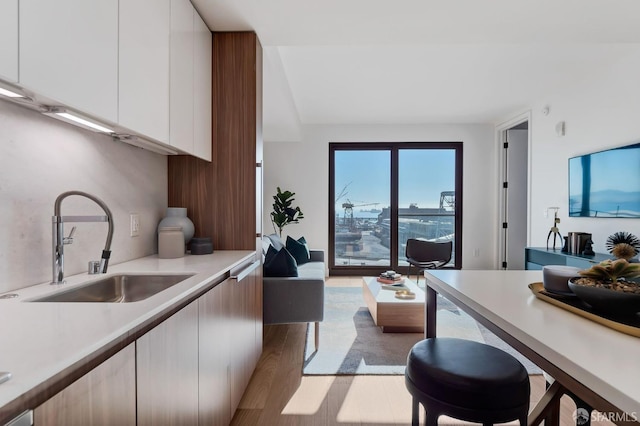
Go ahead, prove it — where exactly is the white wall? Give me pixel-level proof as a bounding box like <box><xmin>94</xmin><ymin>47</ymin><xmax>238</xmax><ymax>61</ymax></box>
<box><xmin>264</xmin><ymin>123</ymin><xmax>497</xmax><ymax>270</ymax></box>
<box><xmin>0</xmin><ymin>100</ymin><xmax>167</xmax><ymax>293</ymax></box>
<box><xmin>528</xmin><ymin>47</ymin><xmax>640</xmax><ymax>255</ymax></box>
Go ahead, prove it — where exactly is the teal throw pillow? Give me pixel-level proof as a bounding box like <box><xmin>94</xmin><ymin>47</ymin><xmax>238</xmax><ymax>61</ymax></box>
<box><xmin>286</xmin><ymin>236</ymin><xmax>310</xmax><ymax>265</ymax></box>
<box><xmin>263</xmin><ymin>245</ymin><xmax>298</xmax><ymax>277</ymax></box>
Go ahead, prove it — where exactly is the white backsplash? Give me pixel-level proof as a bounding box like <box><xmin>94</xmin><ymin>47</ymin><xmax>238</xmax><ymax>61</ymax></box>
<box><xmin>0</xmin><ymin>100</ymin><xmax>167</xmax><ymax>293</ymax></box>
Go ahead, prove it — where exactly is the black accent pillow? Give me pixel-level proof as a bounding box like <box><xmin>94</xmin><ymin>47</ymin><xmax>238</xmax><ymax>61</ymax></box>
<box><xmin>263</xmin><ymin>245</ymin><xmax>298</xmax><ymax>277</ymax></box>
<box><xmin>286</xmin><ymin>236</ymin><xmax>310</xmax><ymax>265</ymax></box>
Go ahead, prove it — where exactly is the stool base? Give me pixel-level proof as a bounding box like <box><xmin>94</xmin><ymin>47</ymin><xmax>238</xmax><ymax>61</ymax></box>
<box><xmin>406</xmin><ymin>375</ymin><xmax>529</xmax><ymax>426</ymax></box>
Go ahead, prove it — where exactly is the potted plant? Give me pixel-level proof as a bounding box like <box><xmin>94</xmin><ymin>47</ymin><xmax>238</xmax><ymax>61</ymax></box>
<box><xmin>270</xmin><ymin>187</ymin><xmax>304</xmax><ymax>237</ymax></box>
<box><xmin>568</xmin><ymin>259</ymin><xmax>640</xmax><ymax>315</ymax></box>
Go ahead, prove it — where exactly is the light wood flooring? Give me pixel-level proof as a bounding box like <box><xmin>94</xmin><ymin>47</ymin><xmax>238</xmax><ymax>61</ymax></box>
<box><xmin>231</xmin><ymin>277</ymin><xmax>613</xmax><ymax>426</ymax></box>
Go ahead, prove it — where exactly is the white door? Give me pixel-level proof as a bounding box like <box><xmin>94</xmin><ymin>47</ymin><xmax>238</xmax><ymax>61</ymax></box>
<box><xmin>503</xmin><ymin>128</ymin><xmax>528</xmax><ymax>269</ymax></box>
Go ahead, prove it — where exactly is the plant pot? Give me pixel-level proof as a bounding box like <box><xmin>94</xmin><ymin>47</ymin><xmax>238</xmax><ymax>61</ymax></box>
<box><xmin>568</xmin><ymin>277</ymin><xmax>640</xmax><ymax>316</ymax></box>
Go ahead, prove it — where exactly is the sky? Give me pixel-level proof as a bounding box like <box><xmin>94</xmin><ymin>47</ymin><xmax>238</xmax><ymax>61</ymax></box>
<box><xmin>334</xmin><ymin>149</ymin><xmax>456</xmax><ymax>210</ymax></box>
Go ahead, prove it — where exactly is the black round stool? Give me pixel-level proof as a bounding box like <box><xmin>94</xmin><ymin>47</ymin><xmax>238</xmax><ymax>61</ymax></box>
<box><xmin>405</xmin><ymin>338</ymin><xmax>530</xmax><ymax>426</ymax></box>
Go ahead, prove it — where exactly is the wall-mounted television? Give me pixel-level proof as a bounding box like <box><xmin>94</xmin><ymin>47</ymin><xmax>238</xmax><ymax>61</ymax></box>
<box><xmin>569</xmin><ymin>142</ymin><xmax>640</xmax><ymax>218</ymax></box>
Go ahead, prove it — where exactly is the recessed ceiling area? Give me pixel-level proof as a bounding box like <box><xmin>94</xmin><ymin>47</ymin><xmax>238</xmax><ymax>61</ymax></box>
<box><xmin>192</xmin><ymin>0</ymin><xmax>640</xmax><ymax>141</ymax></box>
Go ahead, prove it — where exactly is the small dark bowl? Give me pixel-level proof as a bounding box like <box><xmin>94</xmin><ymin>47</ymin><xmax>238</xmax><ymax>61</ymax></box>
<box><xmin>568</xmin><ymin>277</ymin><xmax>640</xmax><ymax>316</ymax></box>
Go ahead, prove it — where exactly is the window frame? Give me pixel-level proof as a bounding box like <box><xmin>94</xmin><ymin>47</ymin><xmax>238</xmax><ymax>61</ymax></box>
<box><xmin>328</xmin><ymin>141</ymin><xmax>463</xmax><ymax>276</ymax></box>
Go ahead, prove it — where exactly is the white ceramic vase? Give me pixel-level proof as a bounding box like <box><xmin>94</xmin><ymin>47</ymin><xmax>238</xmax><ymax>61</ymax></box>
<box><xmin>158</xmin><ymin>207</ymin><xmax>195</xmax><ymax>244</ymax></box>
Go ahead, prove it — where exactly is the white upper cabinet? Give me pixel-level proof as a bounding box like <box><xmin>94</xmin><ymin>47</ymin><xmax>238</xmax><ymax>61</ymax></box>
<box><xmin>170</xmin><ymin>0</ymin><xmax>195</xmax><ymax>154</ymax></box>
<box><xmin>5</xmin><ymin>0</ymin><xmax>209</xmax><ymax>157</ymax></box>
<box><xmin>169</xmin><ymin>1</ymin><xmax>212</xmax><ymax>161</ymax></box>
<box><xmin>19</xmin><ymin>0</ymin><xmax>118</xmax><ymax>121</ymax></box>
<box><xmin>119</xmin><ymin>0</ymin><xmax>171</xmax><ymax>143</ymax></box>
<box><xmin>193</xmin><ymin>10</ymin><xmax>212</xmax><ymax>161</ymax></box>
<box><xmin>0</xmin><ymin>0</ymin><xmax>18</xmax><ymax>82</ymax></box>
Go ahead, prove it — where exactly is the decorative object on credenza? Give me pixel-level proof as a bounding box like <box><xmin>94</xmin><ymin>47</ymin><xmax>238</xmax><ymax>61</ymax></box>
<box><xmin>568</xmin><ymin>259</ymin><xmax>640</xmax><ymax>315</ymax></box>
<box><xmin>606</xmin><ymin>231</ymin><xmax>640</xmax><ymax>261</ymax></box>
<box><xmin>582</xmin><ymin>239</ymin><xmax>595</xmax><ymax>256</ymax></box>
<box><xmin>567</xmin><ymin>231</ymin><xmax>591</xmax><ymax>255</ymax></box>
<box><xmin>158</xmin><ymin>207</ymin><xmax>195</xmax><ymax>244</ymax></box>
<box><xmin>270</xmin><ymin>187</ymin><xmax>305</xmax><ymax>237</ymax></box>
<box><xmin>561</xmin><ymin>236</ymin><xmax>569</xmax><ymax>253</ymax></box>
<box><xmin>546</xmin><ymin>207</ymin><xmax>562</xmax><ymax>249</ymax></box>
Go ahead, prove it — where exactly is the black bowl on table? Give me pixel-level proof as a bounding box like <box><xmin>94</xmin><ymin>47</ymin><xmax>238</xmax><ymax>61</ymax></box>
<box><xmin>568</xmin><ymin>277</ymin><xmax>640</xmax><ymax>316</ymax></box>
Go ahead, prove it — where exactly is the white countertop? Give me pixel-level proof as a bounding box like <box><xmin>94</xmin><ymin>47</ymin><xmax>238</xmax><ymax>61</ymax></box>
<box><xmin>425</xmin><ymin>270</ymin><xmax>640</xmax><ymax>415</ymax></box>
<box><xmin>0</xmin><ymin>251</ymin><xmax>254</xmax><ymax>419</ymax></box>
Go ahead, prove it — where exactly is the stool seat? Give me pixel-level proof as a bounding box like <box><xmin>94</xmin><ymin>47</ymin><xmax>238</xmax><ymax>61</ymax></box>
<box><xmin>405</xmin><ymin>338</ymin><xmax>530</xmax><ymax>425</ymax></box>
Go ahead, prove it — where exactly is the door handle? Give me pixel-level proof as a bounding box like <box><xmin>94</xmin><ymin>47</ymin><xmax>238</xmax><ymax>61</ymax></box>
<box><xmin>231</xmin><ymin>259</ymin><xmax>260</xmax><ymax>282</ymax></box>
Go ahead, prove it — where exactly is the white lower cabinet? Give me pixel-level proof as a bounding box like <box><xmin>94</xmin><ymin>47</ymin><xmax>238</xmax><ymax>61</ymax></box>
<box><xmin>34</xmin><ymin>344</ymin><xmax>136</xmax><ymax>425</ymax></box>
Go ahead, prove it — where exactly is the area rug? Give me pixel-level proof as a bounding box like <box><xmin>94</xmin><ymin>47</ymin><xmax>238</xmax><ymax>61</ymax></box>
<box><xmin>303</xmin><ymin>286</ymin><xmax>542</xmax><ymax>375</ymax></box>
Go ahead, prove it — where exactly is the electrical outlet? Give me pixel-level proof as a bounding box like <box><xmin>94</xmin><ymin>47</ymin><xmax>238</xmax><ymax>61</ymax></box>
<box><xmin>473</xmin><ymin>248</ymin><xmax>480</xmax><ymax>257</ymax></box>
<box><xmin>130</xmin><ymin>213</ymin><xmax>140</xmax><ymax>237</ymax></box>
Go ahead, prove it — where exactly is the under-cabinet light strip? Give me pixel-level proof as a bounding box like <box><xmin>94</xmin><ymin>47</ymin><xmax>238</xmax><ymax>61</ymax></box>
<box><xmin>0</xmin><ymin>87</ymin><xmax>24</xmax><ymax>98</ymax></box>
<box><xmin>43</xmin><ymin>107</ymin><xmax>114</xmax><ymax>134</ymax></box>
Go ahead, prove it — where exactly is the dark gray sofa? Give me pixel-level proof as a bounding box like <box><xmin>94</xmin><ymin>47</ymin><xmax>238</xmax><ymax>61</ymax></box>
<box><xmin>262</xmin><ymin>234</ymin><xmax>325</xmax><ymax>349</ymax></box>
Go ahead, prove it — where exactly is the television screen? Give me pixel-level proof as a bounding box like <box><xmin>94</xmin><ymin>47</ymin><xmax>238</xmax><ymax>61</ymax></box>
<box><xmin>568</xmin><ymin>142</ymin><xmax>640</xmax><ymax>218</ymax></box>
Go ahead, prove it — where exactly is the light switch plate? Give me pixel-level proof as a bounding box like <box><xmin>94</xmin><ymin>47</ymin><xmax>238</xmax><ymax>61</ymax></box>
<box><xmin>130</xmin><ymin>213</ymin><xmax>140</xmax><ymax>237</ymax></box>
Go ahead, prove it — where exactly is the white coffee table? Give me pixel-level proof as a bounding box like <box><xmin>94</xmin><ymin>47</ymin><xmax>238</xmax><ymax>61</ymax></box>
<box><xmin>362</xmin><ymin>276</ymin><xmax>425</xmax><ymax>333</ymax></box>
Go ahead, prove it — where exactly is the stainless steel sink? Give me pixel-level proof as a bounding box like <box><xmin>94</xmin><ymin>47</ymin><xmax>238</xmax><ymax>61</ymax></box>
<box><xmin>30</xmin><ymin>274</ymin><xmax>195</xmax><ymax>303</ymax></box>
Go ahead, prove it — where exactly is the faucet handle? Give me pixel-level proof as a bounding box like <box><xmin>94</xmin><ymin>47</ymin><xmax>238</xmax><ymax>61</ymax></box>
<box><xmin>88</xmin><ymin>261</ymin><xmax>101</xmax><ymax>274</ymax></box>
<box><xmin>63</xmin><ymin>226</ymin><xmax>77</xmax><ymax>245</ymax></box>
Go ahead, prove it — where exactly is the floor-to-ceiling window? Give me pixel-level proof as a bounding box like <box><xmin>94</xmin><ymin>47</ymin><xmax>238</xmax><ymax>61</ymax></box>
<box><xmin>329</xmin><ymin>142</ymin><xmax>462</xmax><ymax>276</ymax></box>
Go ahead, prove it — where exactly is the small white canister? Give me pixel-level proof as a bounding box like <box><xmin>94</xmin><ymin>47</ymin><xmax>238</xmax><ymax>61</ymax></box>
<box><xmin>158</xmin><ymin>226</ymin><xmax>185</xmax><ymax>259</ymax></box>
<box><xmin>542</xmin><ymin>265</ymin><xmax>581</xmax><ymax>294</ymax></box>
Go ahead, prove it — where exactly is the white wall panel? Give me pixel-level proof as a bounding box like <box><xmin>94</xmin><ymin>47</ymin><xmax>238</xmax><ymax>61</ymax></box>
<box><xmin>528</xmin><ymin>47</ymin><xmax>640</xmax><ymax>255</ymax></box>
<box><xmin>263</xmin><ymin>123</ymin><xmax>496</xmax><ymax>269</ymax></box>
<box><xmin>0</xmin><ymin>101</ymin><xmax>166</xmax><ymax>293</ymax></box>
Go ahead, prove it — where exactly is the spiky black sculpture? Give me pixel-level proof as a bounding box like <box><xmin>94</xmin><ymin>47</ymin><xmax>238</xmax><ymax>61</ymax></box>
<box><xmin>606</xmin><ymin>232</ymin><xmax>640</xmax><ymax>260</ymax></box>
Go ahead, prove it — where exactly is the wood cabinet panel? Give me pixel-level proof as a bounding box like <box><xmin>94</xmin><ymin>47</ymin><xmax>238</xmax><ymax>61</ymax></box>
<box><xmin>199</xmin><ymin>279</ymin><xmax>232</xmax><ymax>426</ymax></box>
<box><xmin>168</xmin><ymin>32</ymin><xmax>261</xmax><ymax>250</ymax></box>
<box><xmin>137</xmin><ymin>300</ymin><xmax>199</xmax><ymax>425</ymax></box>
<box><xmin>168</xmin><ymin>32</ymin><xmax>263</xmax><ymax>418</ymax></box>
<box><xmin>19</xmin><ymin>0</ymin><xmax>118</xmax><ymax>121</ymax></box>
<box><xmin>253</xmin><ymin>254</ymin><xmax>263</xmax><ymax>366</ymax></box>
<box><xmin>229</xmin><ymin>273</ymin><xmax>251</xmax><ymax>411</ymax></box>
<box><xmin>34</xmin><ymin>344</ymin><xmax>136</xmax><ymax>426</ymax></box>
<box><xmin>0</xmin><ymin>0</ymin><xmax>18</xmax><ymax>82</ymax></box>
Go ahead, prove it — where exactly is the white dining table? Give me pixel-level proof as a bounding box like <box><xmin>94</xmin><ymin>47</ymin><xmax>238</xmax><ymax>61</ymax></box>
<box><xmin>424</xmin><ymin>270</ymin><xmax>640</xmax><ymax>425</ymax></box>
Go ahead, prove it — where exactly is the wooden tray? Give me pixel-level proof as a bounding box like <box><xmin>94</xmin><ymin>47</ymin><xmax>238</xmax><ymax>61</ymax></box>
<box><xmin>528</xmin><ymin>282</ymin><xmax>640</xmax><ymax>338</ymax></box>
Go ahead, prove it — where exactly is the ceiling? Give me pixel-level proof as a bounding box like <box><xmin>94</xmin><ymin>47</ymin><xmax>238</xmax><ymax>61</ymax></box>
<box><xmin>192</xmin><ymin>0</ymin><xmax>640</xmax><ymax>141</ymax></box>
